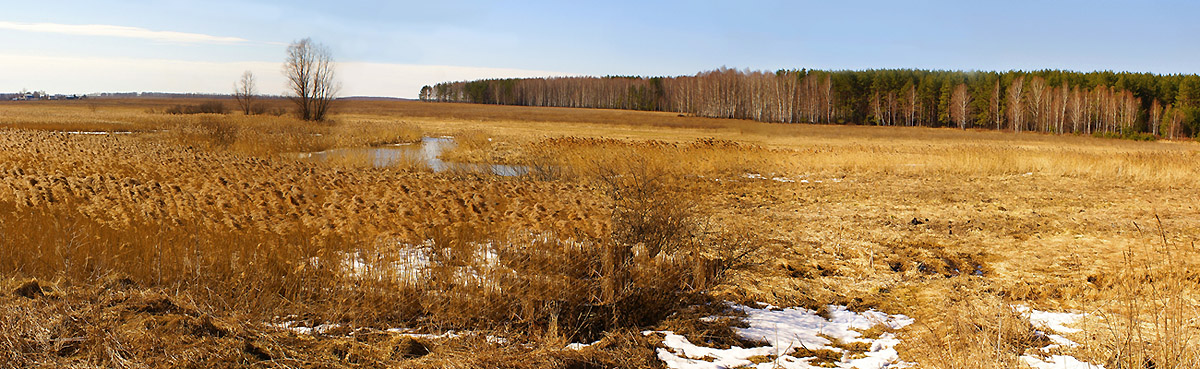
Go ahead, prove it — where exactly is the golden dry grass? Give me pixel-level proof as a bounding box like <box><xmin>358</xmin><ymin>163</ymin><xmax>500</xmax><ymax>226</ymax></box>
<box><xmin>2</xmin><ymin>98</ymin><xmax>1199</xmax><ymax>368</ymax></box>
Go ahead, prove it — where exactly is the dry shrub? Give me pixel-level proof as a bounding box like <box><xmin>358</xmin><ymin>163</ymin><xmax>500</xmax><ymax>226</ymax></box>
<box><xmin>164</xmin><ymin>101</ymin><xmax>229</xmax><ymax>115</ymax></box>
<box><xmin>399</xmin><ymin>157</ymin><xmax>746</xmax><ymax>342</ymax></box>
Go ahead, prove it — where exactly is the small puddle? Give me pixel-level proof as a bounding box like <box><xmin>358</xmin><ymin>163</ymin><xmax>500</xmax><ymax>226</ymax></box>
<box><xmin>300</xmin><ymin>137</ymin><xmax>529</xmax><ymax>176</ymax></box>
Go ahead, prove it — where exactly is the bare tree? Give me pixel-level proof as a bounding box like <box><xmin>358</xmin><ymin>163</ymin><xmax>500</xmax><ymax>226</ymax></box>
<box><xmin>1007</xmin><ymin>77</ymin><xmax>1025</xmax><ymax>132</ymax></box>
<box><xmin>233</xmin><ymin>70</ymin><xmax>257</xmax><ymax>115</ymax></box>
<box><xmin>950</xmin><ymin>83</ymin><xmax>972</xmax><ymax>129</ymax></box>
<box><xmin>284</xmin><ymin>38</ymin><xmax>340</xmax><ymax>121</ymax></box>
<box><xmin>1149</xmin><ymin>99</ymin><xmax>1163</xmax><ymax>136</ymax></box>
<box><xmin>1027</xmin><ymin>76</ymin><xmax>1046</xmax><ymax>131</ymax></box>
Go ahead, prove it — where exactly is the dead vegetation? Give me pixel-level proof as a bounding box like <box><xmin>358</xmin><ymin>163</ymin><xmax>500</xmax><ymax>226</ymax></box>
<box><xmin>1</xmin><ymin>98</ymin><xmax>1199</xmax><ymax>368</ymax></box>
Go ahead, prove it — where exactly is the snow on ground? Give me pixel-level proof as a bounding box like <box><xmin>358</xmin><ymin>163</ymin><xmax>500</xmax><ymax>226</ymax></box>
<box><xmin>384</xmin><ymin>328</ymin><xmax>508</xmax><ymax>344</ymax></box>
<box><xmin>268</xmin><ymin>321</ymin><xmax>343</xmax><ymax>335</ymax></box>
<box><xmin>1014</xmin><ymin>305</ymin><xmax>1104</xmax><ymax>369</ymax></box>
<box><xmin>1015</xmin><ymin>305</ymin><xmax>1085</xmax><ymax>334</ymax></box>
<box><xmin>268</xmin><ymin>322</ymin><xmax>509</xmax><ymax>344</ymax></box>
<box><xmin>1021</xmin><ymin>355</ymin><xmax>1103</xmax><ymax>369</ymax></box>
<box><xmin>566</xmin><ymin>340</ymin><xmax>602</xmax><ymax>350</ymax></box>
<box><xmin>64</xmin><ymin>131</ymin><xmax>133</xmax><ymax>135</ymax></box>
<box><xmin>741</xmin><ymin>173</ymin><xmax>846</xmax><ymax>185</ymax></box>
<box><xmin>647</xmin><ymin>303</ymin><xmax>913</xmax><ymax>369</ymax></box>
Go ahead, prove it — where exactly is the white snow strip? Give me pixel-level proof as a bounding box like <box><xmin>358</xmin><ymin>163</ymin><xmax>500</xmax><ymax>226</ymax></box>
<box><xmin>567</xmin><ymin>340</ymin><xmax>602</xmax><ymax>350</ymax></box>
<box><xmin>1014</xmin><ymin>305</ymin><xmax>1085</xmax><ymax>334</ymax></box>
<box><xmin>1021</xmin><ymin>354</ymin><xmax>1104</xmax><ymax>369</ymax></box>
<box><xmin>385</xmin><ymin>328</ymin><xmax>464</xmax><ymax>340</ymax></box>
<box><xmin>268</xmin><ymin>321</ymin><xmax>342</xmax><ymax>335</ymax></box>
<box><xmin>63</xmin><ymin>131</ymin><xmax>132</xmax><ymax>135</ymax></box>
<box><xmin>647</xmin><ymin>304</ymin><xmax>913</xmax><ymax>369</ymax></box>
<box><xmin>385</xmin><ymin>328</ymin><xmax>508</xmax><ymax>344</ymax></box>
<box><xmin>772</xmin><ymin>177</ymin><xmax>795</xmax><ymax>183</ymax></box>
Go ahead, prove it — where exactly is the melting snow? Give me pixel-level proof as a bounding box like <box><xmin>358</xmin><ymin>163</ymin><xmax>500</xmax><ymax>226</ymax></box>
<box><xmin>567</xmin><ymin>340</ymin><xmax>601</xmax><ymax>350</ymax></box>
<box><xmin>647</xmin><ymin>304</ymin><xmax>913</xmax><ymax>369</ymax></box>
<box><xmin>64</xmin><ymin>131</ymin><xmax>133</xmax><ymax>135</ymax></box>
<box><xmin>740</xmin><ymin>173</ymin><xmax>844</xmax><ymax>185</ymax></box>
<box><xmin>1014</xmin><ymin>305</ymin><xmax>1104</xmax><ymax>369</ymax></box>
<box><xmin>268</xmin><ymin>321</ymin><xmax>343</xmax><ymax>335</ymax></box>
<box><xmin>1015</xmin><ymin>306</ymin><xmax>1085</xmax><ymax>334</ymax></box>
<box><xmin>1022</xmin><ymin>354</ymin><xmax>1104</xmax><ymax>369</ymax></box>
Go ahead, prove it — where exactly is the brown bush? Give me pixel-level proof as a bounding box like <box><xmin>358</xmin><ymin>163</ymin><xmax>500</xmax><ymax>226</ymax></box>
<box><xmin>165</xmin><ymin>101</ymin><xmax>229</xmax><ymax>115</ymax></box>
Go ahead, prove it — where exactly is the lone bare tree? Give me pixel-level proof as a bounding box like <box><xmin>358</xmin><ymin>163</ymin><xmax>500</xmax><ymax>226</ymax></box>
<box><xmin>950</xmin><ymin>83</ymin><xmax>972</xmax><ymax>129</ymax></box>
<box><xmin>284</xmin><ymin>38</ymin><xmax>339</xmax><ymax>121</ymax></box>
<box><xmin>233</xmin><ymin>70</ymin><xmax>256</xmax><ymax>115</ymax></box>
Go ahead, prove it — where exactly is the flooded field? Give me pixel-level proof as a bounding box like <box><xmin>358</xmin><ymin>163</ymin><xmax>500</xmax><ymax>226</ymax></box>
<box><xmin>300</xmin><ymin>136</ymin><xmax>529</xmax><ymax>175</ymax></box>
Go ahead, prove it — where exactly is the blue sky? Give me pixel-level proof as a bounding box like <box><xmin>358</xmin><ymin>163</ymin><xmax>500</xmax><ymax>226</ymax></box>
<box><xmin>2</xmin><ymin>0</ymin><xmax>1198</xmax><ymax>98</ymax></box>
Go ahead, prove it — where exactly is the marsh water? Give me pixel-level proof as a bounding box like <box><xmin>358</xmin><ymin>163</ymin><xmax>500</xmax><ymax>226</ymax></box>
<box><xmin>301</xmin><ymin>137</ymin><xmax>529</xmax><ymax>176</ymax></box>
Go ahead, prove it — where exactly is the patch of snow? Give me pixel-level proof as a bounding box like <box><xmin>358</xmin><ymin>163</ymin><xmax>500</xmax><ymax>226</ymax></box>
<box><xmin>772</xmin><ymin>177</ymin><xmax>795</xmax><ymax>183</ymax></box>
<box><xmin>386</xmin><ymin>328</ymin><xmax>465</xmax><ymax>340</ymax></box>
<box><xmin>386</xmin><ymin>328</ymin><xmax>508</xmax><ymax>344</ymax></box>
<box><xmin>1014</xmin><ymin>305</ymin><xmax>1085</xmax><ymax>334</ymax></box>
<box><xmin>268</xmin><ymin>321</ymin><xmax>342</xmax><ymax>335</ymax></box>
<box><xmin>744</xmin><ymin>173</ymin><xmax>766</xmax><ymax>180</ymax></box>
<box><xmin>64</xmin><ymin>131</ymin><xmax>132</xmax><ymax>135</ymax></box>
<box><xmin>567</xmin><ymin>340</ymin><xmax>601</xmax><ymax>350</ymax></box>
<box><xmin>799</xmin><ymin>179</ymin><xmax>810</xmax><ymax>183</ymax></box>
<box><xmin>1021</xmin><ymin>354</ymin><xmax>1104</xmax><ymax>369</ymax></box>
<box><xmin>1013</xmin><ymin>305</ymin><xmax>1103</xmax><ymax>369</ymax></box>
<box><xmin>647</xmin><ymin>304</ymin><xmax>913</xmax><ymax>369</ymax></box>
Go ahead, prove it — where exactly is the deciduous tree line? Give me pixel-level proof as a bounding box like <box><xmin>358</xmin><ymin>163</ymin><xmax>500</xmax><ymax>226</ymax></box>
<box><xmin>423</xmin><ymin>68</ymin><xmax>1200</xmax><ymax>138</ymax></box>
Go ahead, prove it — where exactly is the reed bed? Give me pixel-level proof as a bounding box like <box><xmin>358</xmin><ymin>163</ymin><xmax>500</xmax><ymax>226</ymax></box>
<box><xmin>1</xmin><ymin>98</ymin><xmax>1199</xmax><ymax>368</ymax></box>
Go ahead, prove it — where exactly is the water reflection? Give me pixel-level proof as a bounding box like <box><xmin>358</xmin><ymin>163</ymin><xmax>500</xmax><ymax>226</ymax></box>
<box><xmin>302</xmin><ymin>137</ymin><xmax>529</xmax><ymax>176</ymax></box>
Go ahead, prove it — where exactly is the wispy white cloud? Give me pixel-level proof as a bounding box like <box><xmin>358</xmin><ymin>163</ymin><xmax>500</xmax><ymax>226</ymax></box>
<box><xmin>0</xmin><ymin>54</ymin><xmax>573</xmax><ymax>98</ymax></box>
<box><xmin>0</xmin><ymin>21</ymin><xmax>250</xmax><ymax>44</ymax></box>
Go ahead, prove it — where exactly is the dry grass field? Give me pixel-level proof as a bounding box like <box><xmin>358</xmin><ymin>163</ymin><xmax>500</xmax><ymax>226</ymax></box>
<box><xmin>2</xmin><ymin>98</ymin><xmax>1199</xmax><ymax>368</ymax></box>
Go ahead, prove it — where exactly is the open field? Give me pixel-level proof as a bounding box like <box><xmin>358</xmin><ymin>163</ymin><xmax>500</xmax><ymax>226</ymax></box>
<box><xmin>2</xmin><ymin>98</ymin><xmax>1199</xmax><ymax>368</ymax></box>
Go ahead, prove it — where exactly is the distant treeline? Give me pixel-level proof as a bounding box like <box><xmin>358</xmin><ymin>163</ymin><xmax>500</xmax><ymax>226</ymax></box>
<box><xmin>422</xmin><ymin>68</ymin><xmax>1200</xmax><ymax>139</ymax></box>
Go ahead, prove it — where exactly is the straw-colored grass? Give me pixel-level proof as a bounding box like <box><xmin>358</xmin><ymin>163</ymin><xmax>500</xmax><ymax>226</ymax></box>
<box><xmin>2</xmin><ymin>98</ymin><xmax>1199</xmax><ymax>368</ymax></box>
